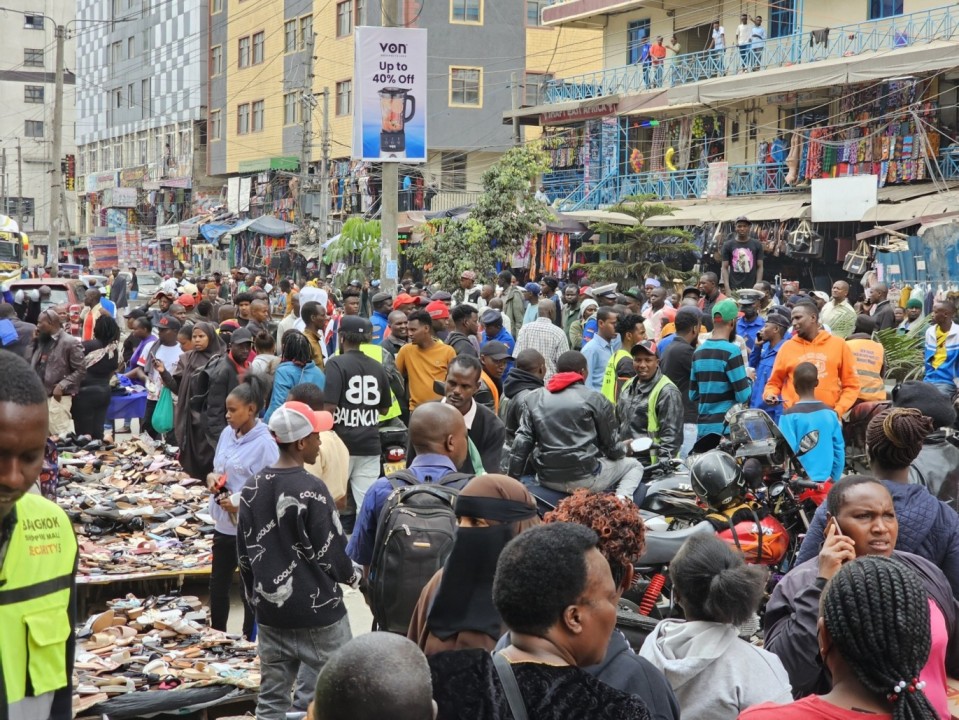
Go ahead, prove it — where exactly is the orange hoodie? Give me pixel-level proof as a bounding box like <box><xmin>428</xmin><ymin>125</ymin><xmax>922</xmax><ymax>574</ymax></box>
<box><xmin>764</xmin><ymin>331</ymin><xmax>861</xmax><ymax>417</ymax></box>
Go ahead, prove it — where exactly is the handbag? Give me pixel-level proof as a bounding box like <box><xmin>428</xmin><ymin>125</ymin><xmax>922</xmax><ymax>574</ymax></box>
<box><xmin>152</xmin><ymin>387</ymin><xmax>175</xmax><ymax>434</ymax></box>
<box><xmin>843</xmin><ymin>240</ymin><xmax>872</xmax><ymax>275</ymax></box>
<box><xmin>492</xmin><ymin>652</ymin><xmax>530</xmax><ymax>720</ymax></box>
<box><xmin>785</xmin><ymin>219</ymin><xmax>824</xmax><ymax>259</ymax></box>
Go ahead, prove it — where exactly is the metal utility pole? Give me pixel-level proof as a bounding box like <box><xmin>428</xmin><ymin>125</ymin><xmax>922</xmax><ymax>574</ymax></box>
<box><xmin>318</xmin><ymin>86</ymin><xmax>331</xmax><ymax>242</ymax></box>
<box><xmin>511</xmin><ymin>71</ymin><xmax>521</xmax><ymax>146</ymax></box>
<box><xmin>16</xmin><ymin>141</ymin><xmax>23</xmax><ymax>228</ymax></box>
<box><xmin>48</xmin><ymin>24</ymin><xmax>66</xmax><ymax>275</ymax></box>
<box><xmin>380</xmin><ymin>7</ymin><xmax>399</xmax><ymax>295</ymax></box>
<box><xmin>298</xmin><ymin>31</ymin><xmax>316</xmax><ymax>238</ymax></box>
<box><xmin>1</xmin><ymin>149</ymin><xmax>6</xmax><ymax>217</ymax></box>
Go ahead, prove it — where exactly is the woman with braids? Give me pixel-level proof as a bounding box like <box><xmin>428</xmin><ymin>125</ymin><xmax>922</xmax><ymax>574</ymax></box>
<box><xmin>795</xmin><ymin>407</ymin><xmax>959</xmax><ymax>596</ymax></box>
<box><xmin>72</xmin><ymin>314</ymin><xmax>122</xmax><ymax>438</ymax></box>
<box><xmin>492</xmin><ymin>490</ymin><xmax>680</xmax><ymax>720</ymax></box>
<box><xmin>207</xmin><ymin>373</ymin><xmax>278</xmax><ymax>638</ymax></box>
<box><xmin>407</xmin><ymin>474</ymin><xmax>540</xmax><ymax>655</ymax></box>
<box><xmin>157</xmin><ymin>321</ymin><xmax>223</xmax><ymax>478</ymax></box>
<box><xmin>640</xmin><ymin>533</ymin><xmax>791</xmax><ymax>720</ymax></box>
<box><xmin>743</xmin><ymin>556</ymin><xmax>940</xmax><ymax>720</ymax></box>
<box><xmin>765</xmin><ymin>475</ymin><xmax>959</xmax><ymax>713</ymax></box>
<box><xmin>264</xmin><ymin>329</ymin><xmax>326</xmax><ymax>422</ymax></box>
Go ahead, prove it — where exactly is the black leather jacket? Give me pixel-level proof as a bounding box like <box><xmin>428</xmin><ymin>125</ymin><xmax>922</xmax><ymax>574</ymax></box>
<box><xmin>507</xmin><ymin>379</ymin><xmax>624</xmax><ymax>483</ymax></box>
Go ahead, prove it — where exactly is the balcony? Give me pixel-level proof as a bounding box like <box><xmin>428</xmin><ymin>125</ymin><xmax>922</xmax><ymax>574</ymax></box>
<box><xmin>545</xmin><ymin>4</ymin><xmax>959</xmax><ymax>104</ymax></box>
<box><xmin>547</xmin><ymin>152</ymin><xmax>959</xmax><ymax>210</ymax></box>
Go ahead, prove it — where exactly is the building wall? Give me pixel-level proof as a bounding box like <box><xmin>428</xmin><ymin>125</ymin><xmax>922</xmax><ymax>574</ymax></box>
<box><xmin>0</xmin><ymin>0</ymin><xmax>77</xmax><ymax>242</ymax></box>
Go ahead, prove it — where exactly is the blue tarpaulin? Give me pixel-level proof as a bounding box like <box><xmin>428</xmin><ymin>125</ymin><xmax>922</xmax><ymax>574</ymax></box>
<box><xmin>876</xmin><ymin>223</ymin><xmax>959</xmax><ymax>285</ymax></box>
<box><xmin>200</xmin><ymin>223</ymin><xmax>231</xmax><ymax>241</ymax></box>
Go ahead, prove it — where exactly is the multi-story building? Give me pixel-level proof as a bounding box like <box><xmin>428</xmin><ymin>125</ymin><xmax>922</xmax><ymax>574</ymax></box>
<box><xmin>74</xmin><ymin>0</ymin><xmax>209</xmax><ymax>266</ymax></box>
<box><xmin>517</xmin><ymin>0</ymin><xmax>959</xmax><ymax>218</ymax></box>
<box><xmin>0</xmin><ymin>0</ymin><xmax>77</xmax><ymax>265</ymax></box>
<box><xmin>207</xmin><ymin>0</ymin><xmax>602</xmax><ymax>233</ymax></box>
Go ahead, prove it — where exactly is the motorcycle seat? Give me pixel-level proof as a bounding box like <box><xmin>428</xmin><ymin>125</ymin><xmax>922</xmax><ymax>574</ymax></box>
<box><xmin>848</xmin><ymin>400</ymin><xmax>890</xmax><ymax>425</ymax></box>
<box><xmin>639</xmin><ymin>521</ymin><xmax>713</xmax><ymax>566</ymax></box>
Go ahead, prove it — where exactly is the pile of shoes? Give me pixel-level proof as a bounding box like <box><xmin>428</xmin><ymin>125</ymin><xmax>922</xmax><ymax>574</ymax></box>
<box><xmin>73</xmin><ymin>593</ymin><xmax>260</xmax><ymax>716</ymax></box>
<box><xmin>57</xmin><ymin>439</ymin><xmax>216</xmax><ymax>579</ymax></box>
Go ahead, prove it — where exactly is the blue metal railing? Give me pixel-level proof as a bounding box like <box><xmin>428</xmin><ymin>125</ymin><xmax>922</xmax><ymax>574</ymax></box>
<box><xmin>728</xmin><ymin>163</ymin><xmax>804</xmax><ymax>196</ymax></box>
<box><xmin>545</xmin><ymin>4</ymin><xmax>959</xmax><ymax>103</ymax></box>
<box><xmin>939</xmin><ymin>150</ymin><xmax>959</xmax><ymax>179</ymax></box>
<box><xmin>542</xmin><ymin>169</ymin><xmax>584</xmax><ymax>201</ymax></box>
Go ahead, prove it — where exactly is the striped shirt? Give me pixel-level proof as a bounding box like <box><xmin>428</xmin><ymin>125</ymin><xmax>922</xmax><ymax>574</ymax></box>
<box><xmin>689</xmin><ymin>338</ymin><xmax>752</xmax><ymax>437</ymax></box>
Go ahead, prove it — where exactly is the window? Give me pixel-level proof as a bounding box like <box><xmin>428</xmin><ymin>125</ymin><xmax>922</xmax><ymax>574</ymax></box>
<box><xmin>284</xmin><ymin>92</ymin><xmax>298</xmax><ymax>124</ymax></box>
<box><xmin>355</xmin><ymin>0</ymin><xmax>367</xmax><ymax>25</ymax></box>
<box><xmin>336</xmin><ymin>1</ymin><xmax>353</xmax><ymax>37</ymax></box>
<box><xmin>237</xmin><ymin>103</ymin><xmax>250</xmax><ymax>134</ymax></box>
<box><xmin>24</xmin><ymin>14</ymin><xmax>43</xmax><ymax>29</ymax></box>
<box><xmin>211</xmin><ymin>0</ymin><xmax>222</xmax><ymax>12</ymax></box>
<box><xmin>336</xmin><ymin>80</ymin><xmax>352</xmax><ymax>115</ymax></box>
<box><xmin>23</xmin><ymin>49</ymin><xmax>43</xmax><ymax>67</ymax></box>
<box><xmin>252</xmin><ymin>100</ymin><xmax>264</xmax><ymax>131</ymax></box>
<box><xmin>114</xmin><ymin>88</ymin><xmax>123</xmax><ymax>108</ymax></box>
<box><xmin>112</xmin><ymin>0</ymin><xmax>122</xmax><ymax>16</ymax></box>
<box><xmin>300</xmin><ymin>15</ymin><xmax>313</xmax><ymax>49</ymax></box>
<box><xmin>115</xmin><ymin>141</ymin><xmax>123</xmax><ymax>168</ymax></box>
<box><xmin>769</xmin><ymin>0</ymin><xmax>796</xmax><ymax>38</ymax></box>
<box><xmin>441</xmin><ymin>152</ymin><xmax>467</xmax><ymax>191</ymax></box>
<box><xmin>102</xmin><ymin>146</ymin><xmax>111</xmax><ymax>170</ymax></box>
<box><xmin>24</xmin><ymin>120</ymin><xmax>43</xmax><ymax>138</ymax></box>
<box><xmin>450</xmin><ymin>0</ymin><xmax>481</xmax><ymax>23</ymax></box>
<box><xmin>210</xmin><ymin>110</ymin><xmax>222</xmax><ymax>140</ymax></box>
<box><xmin>211</xmin><ymin>45</ymin><xmax>223</xmax><ymax>75</ymax></box>
<box><xmin>127</xmin><ymin>36</ymin><xmax>135</xmax><ymax>58</ymax></box>
<box><xmin>238</xmin><ymin>36</ymin><xmax>250</xmax><ymax>68</ymax></box>
<box><xmin>139</xmin><ymin>134</ymin><xmax>147</xmax><ymax>163</ymax></box>
<box><xmin>449</xmin><ymin>67</ymin><xmax>482</xmax><ymax>107</ymax></box>
<box><xmin>127</xmin><ymin>83</ymin><xmax>135</xmax><ymax>107</ymax></box>
<box><xmin>2</xmin><ymin>198</ymin><xmax>34</xmax><ymax>217</ymax></box>
<box><xmin>111</xmin><ymin>41</ymin><xmax>123</xmax><ymax>65</ymax></box>
<box><xmin>252</xmin><ymin>31</ymin><xmax>265</xmax><ymax>64</ymax></box>
<box><xmin>869</xmin><ymin>0</ymin><xmax>903</xmax><ymax>19</ymax></box>
<box><xmin>142</xmin><ymin>28</ymin><xmax>150</xmax><ymax>53</ymax></box>
<box><xmin>284</xmin><ymin>20</ymin><xmax>297</xmax><ymax>52</ymax></box>
<box><xmin>141</xmin><ymin>78</ymin><xmax>151</xmax><ymax>117</ymax></box>
<box><xmin>626</xmin><ymin>19</ymin><xmax>650</xmax><ymax>64</ymax></box>
<box><xmin>524</xmin><ymin>72</ymin><xmax>551</xmax><ymax>106</ymax></box>
<box><xmin>526</xmin><ymin>0</ymin><xmax>543</xmax><ymax>26</ymax></box>
<box><xmin>24</xmin><ymin>85</ymin><xmax>43</xmax><ymax>103</ymax></box>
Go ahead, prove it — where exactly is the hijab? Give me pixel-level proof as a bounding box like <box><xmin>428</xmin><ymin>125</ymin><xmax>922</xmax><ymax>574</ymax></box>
<box><xmin>192</xmin><ymin>321</ymin><xmax>223</xmax><ymax>362</ymax></box>
<box><xmin>426</xmin><ymin>474</ymin><xmax>539</xmax><ymax>641</ymax></box>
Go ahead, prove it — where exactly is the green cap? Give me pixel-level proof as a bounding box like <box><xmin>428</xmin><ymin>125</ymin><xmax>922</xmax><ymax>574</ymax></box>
<box><xmin>906</xmin><ymin>298</ymin><xmax>923</xmax><ymax>309</ymax></box>
<box><xmin>712</xmin><ymin>298</ymin><xmax>740</xmax><ymax>323</ymax></box>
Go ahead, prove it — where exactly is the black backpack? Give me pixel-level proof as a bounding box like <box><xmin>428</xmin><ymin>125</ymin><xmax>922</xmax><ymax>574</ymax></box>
<box><xmin>368</xmin><ymin>469</ymin><xmax>472</xmax><ymax>633</ymax></box>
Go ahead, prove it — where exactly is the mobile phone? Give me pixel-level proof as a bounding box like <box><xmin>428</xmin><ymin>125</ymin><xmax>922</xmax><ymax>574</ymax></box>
<box><xmin>825</xmin><ymin>512</ymin><xmax>843</xmax><ymax>536</ymax></box>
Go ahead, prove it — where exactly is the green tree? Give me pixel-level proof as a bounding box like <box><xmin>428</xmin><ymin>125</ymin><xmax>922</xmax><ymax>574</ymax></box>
<box><xmin>406</xmin><ymin>144</ymin><xmax>552</xmax><ymax>288</ymax></box>
<box><xmin>574</xmin><ymin>196</ymin><xmax>697</xmax><ymax>286</ymax></box>
<box><xmin>324</xmin><ymin>217</ymin><xmax>380</xmax><ymax>287</ymax></box>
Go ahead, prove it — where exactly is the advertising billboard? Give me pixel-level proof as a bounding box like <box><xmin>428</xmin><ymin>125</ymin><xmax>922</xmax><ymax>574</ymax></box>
<box><xmin>353</xmin><ymin>27</ymin><xmax>427</xmax><ymax>163</ymax></box>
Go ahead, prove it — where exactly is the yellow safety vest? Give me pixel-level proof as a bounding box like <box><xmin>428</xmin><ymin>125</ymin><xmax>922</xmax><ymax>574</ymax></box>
<box><xmin>0</xmin><ymin>493</ymin><xmax>77</xmax><ymax>708</ymax></box>
<box><xmin>602</xmin><ymin>349</ymin><xmax>633</xmax><ymax>404</ymax></box>
<box><xmin>359</xmin><ymin>343</ymin><xmax>402</xmax><ymax>421</ymax></box>
<box><xmin>847</xmin><ymin>337</ymin><xmax>886</xmax><ymax>402</ymax></box>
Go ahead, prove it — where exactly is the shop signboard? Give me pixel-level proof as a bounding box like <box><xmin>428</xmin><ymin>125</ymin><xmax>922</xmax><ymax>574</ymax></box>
<box><xmin>85</xmin><ymin>172</ymin><xmax>118</xmax><ymax>193</ymax></box>
<box><xmin>120</xmin><ymin>166</ymin><xmax>149</xmax><ymax>188</ymax></box>
<box><xmin>352</xmin><ymin>27</ymin><xmax>427</xmax><ymax>163</ymax></box>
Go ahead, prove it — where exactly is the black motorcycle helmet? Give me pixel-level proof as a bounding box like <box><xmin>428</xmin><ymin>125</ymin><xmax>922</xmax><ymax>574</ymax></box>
<box><xmin>688</xmin><ymin>451</ymin><xmax>746</xmax><ymax>510</ymax></box>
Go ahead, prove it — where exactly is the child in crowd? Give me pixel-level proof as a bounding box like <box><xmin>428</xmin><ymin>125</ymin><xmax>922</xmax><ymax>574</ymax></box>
<box><xmin>778</xmin><ymin>362</ymin><xmax>844</xmax><ymax>483</ymax></box>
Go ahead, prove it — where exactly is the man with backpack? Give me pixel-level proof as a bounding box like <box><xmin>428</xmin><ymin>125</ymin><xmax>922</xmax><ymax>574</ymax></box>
<box><xmin>346</xmin><ymin>402</ymin><xmax>471</xmax><ymax>632</ymax></box>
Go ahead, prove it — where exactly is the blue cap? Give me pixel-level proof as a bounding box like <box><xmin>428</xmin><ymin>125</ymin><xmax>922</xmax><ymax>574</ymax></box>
<box><xmin>524</xmin><ymin>282</ymin><xmax>541</xmax><ymax>295</ymax></box>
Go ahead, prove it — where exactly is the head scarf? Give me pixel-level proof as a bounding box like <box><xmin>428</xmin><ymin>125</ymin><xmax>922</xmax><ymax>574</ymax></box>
<box><xmin>192</xmin><ymin>321</ymin><xmax>224</xmax><ymax>362</ymax></box>
<box><xmin>426</xmin><ymin>475</ymin><xmax>539</xmax><ymax>641</ymax></box>
<box><xmin>579</xmin><ymin>298</ymin><xmax>598</xmax><ymax>319</ymax></box>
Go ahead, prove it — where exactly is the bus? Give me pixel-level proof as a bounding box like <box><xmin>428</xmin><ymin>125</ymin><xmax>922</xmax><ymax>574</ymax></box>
<box><xmin>0</xmin><ymin>215</ymin><xmax>26</xmax><ymax>273</ymax></box>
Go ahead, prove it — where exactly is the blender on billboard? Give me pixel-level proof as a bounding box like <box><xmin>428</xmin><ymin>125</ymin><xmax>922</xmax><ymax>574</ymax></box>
<box><xmin>353</xmin><ymin>27</ymin><xmax>427</xmax><ymax>163</ymax></box>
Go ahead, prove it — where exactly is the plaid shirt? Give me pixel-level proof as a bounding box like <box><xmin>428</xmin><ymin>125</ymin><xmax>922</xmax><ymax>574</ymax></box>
<box><xmin>514</xmin><ymin>317</ymin><xmax>570</xmax><ymax>380</ymax></box>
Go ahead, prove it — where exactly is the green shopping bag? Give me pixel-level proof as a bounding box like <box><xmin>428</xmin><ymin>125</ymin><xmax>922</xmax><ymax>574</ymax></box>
<box><xmin>152</xmin><ymin>387</ymin><xmax>175</xmax><ymax>434</ymax></box>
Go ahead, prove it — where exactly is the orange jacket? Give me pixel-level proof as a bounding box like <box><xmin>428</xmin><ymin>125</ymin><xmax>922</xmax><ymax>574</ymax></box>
<box><xmin>765</xmin><ymin>331</ymin><xmax>861</xmax><ymax>417</ymax></box>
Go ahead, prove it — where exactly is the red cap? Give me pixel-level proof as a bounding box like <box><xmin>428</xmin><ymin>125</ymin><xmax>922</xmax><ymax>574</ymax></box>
<box><xmin>393</xmin><ymin>293</ymin><xmax>419</xmax><ymax>310</ymax></box>
<box><xmin>176</xmin><ymin>294</ymin><xmax>196</xmax><ymax>308</ymax></box>
<box><xmin>426</xmin><ymin>300</ymin><xmax>450</xmax><ymax>320</ymax></box>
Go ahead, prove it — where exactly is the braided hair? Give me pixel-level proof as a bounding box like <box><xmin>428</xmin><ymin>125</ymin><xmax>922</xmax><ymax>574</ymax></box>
<box><xmin>822</xmin><ymin>556</ymin><xmax>937</xmax><ymax>720</ymax></box>
<box><xmin>281</xmin><ymin>330</ymin><xmax>313</xmax><ymax>366</ymax></box>
<box><xmin>866</xmin><ymin>408</ymin><xmax>933</xmax><ymax>471</ymax></box>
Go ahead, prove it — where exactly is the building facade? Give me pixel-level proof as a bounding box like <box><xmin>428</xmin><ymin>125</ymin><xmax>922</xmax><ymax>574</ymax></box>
<box><xmin>74</xmin><ymin>0</ymin><xmax>209</xmax><ymax>265</ymax></box>
<box><xmin>207</xmin><ymin>0</ymin><xmax>602</xmax><ymax>232</ymax></box>
<box><xmin>0</xmin><ymin>0</ymin><xmax>77</xmax><ymax>264</ymax></box>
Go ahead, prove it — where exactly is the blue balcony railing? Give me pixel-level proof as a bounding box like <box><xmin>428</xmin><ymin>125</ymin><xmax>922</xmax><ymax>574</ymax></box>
<box><xmin>545</xmin><ymin>4</ymin><xmax>959</xmax><ymax>103</ymax></box>
<box><xmin>542</xmin><ymin>169</ymin><xmax>585</xmax><ymax>201</ymax></box>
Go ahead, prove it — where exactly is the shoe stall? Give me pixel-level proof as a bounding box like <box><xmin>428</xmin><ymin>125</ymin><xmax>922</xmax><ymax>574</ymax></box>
<box><xmin>52</xmin><ymin>433</ymin><xmax>263</xmax><ymax>716</ymax></box>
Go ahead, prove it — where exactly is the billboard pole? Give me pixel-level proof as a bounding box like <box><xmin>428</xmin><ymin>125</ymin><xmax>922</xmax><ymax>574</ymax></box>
<box><xmin>379</xmin><ymin>10</ymin><xmax>399</xmax><ymax>296</ymax></box>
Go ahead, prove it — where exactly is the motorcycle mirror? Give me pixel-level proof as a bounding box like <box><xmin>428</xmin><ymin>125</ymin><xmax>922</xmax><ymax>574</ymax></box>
<box><xmin>798</xmin><ymin>430</ymin><xmax>820</xmax><ymax>455</ymax></box>
<box><xmin>631</xmin><ymin>437</ymin><xmax>654</xmax><ymax>454</ymax></box>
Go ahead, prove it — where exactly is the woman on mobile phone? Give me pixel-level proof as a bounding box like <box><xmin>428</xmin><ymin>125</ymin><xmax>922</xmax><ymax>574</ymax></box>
<box><xmin>764</xmin><ymin>475</ymin><xmax>959</xmax><ymax>716</ymax></box>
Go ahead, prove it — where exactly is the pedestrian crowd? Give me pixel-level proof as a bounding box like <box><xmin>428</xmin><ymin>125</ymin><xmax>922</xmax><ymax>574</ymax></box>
<box><xmin>4</xmin><ymin>249</ymin><xmax>959</xmax><ymax>720</ymax></box>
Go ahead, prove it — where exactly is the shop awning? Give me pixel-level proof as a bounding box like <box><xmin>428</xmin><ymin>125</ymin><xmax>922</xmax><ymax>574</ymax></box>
<box><xmin>563</xmin><ymin>210</ymin><xmax>638</xmax><ymax>226</ymax></box>
<box><xmin>227</xmin><ymin>218</ymin><xmax>256</xmax><ymax>236</ymax></box>
<box><xmin>199</xmin><ymin>223</ymin><xmax>232</xmax><ymax>241</ymax></box>
<box><xmin>670</xmin><ymin>40</ymin><xmax>959</xmax><ymax>106</ymax></box>
<box><xmin>644</xmin><ymin>197</ymin><xmax>811</xmax><ymax>226</ymax></box>
<box><xmin>862</xmin><ymin>189</ymin><xmax>959</xmax><ymax>222</ymax></box>
<box><xmin>248</xmin><ymin>215</ymin><xmax>298</xmax><ymax>236</ymax></box>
